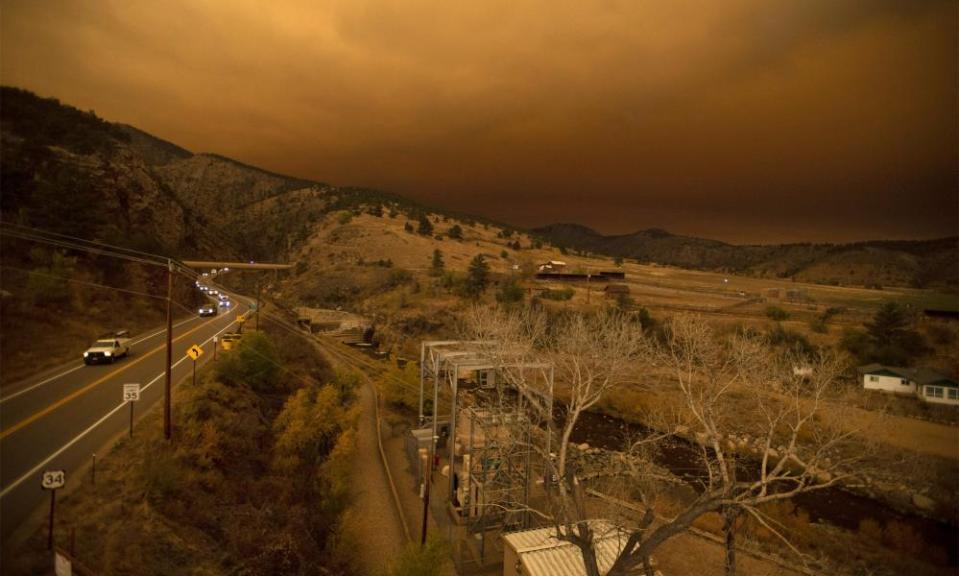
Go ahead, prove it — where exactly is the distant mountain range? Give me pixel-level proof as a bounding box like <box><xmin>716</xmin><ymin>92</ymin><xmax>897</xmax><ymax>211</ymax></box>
<box><xmin>534</xmin><ymin>223</ymin><xmax>958</xmax><ymax>289</ymax></box>
<box><xmin>2</xmin><ymin>86</ymin><xmax>956</xmax><ymax>290</ymax></box>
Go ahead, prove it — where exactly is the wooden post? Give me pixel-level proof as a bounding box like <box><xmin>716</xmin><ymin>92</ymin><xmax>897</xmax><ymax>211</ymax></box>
<box><xmin>47</xmin><ymin>489</ymin><xmax>56</xmax><ymax>550</ymax></box>
<box><xmin>586</xmin><ymin>267</ymin><xmax>591</xmax><ymax>304</ymax></box>
<box><xmin>129</xmin><ymin>400</ymin><xmax>134</xmax><ymax>438</ymax></box>
<box><xmin>164</xmin><ymin>260</ymin><xmax>173</xmax><ymax>441</ymax></box>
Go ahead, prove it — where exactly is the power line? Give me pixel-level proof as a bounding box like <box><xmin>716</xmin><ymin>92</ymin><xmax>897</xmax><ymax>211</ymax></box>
<box><xmin>0</xmin><ymin>223</ymin><xmax>210</xmax><ymax>289</ymax></box>
<box><xmin>1</xmin><ymin>265</ymin><xmax>166</xmax><ymax>301</ymax></box>
<box><xmin>1</xmin><ymin>230</ymin><xmax>158</xmax><ymax>267</ymax></box>
<box><xmin>0</xmin><ymin>221</ymin><xmax>173</xmax><ymax>263</ymax></box>
<box><xmin>0</xmin><ymin>264</ymin><xmax>207</xmax><ymax>317</ymax></box>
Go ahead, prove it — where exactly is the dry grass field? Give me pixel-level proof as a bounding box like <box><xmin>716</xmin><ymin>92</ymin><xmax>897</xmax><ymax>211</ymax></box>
<box><xmin>287</xmin><ymin>210</ymin><xmax>957</xmax><ymax>333</ymax></box>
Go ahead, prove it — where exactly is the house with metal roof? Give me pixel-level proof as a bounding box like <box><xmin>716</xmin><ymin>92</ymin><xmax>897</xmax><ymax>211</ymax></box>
<box><xmin>501</xmin><ymin>521</ymin><xmax>662</xmax><ymax>576</ymax></box>
<box><xmin>538</xmin><ymin>260</ymin><xmax>568</xmax><ymax>272</ymax></box>
<box><xmin>857</xmin><ymin>364</ymin><xmax>959</xmax><ymax>405</ymax></box>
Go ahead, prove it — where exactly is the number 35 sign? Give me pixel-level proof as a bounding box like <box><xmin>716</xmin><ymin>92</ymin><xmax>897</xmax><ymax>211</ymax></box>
<box><xmin>41</xmin><ymin>470</ymin><xmax>65</xmax><ymax>490</ymax></box>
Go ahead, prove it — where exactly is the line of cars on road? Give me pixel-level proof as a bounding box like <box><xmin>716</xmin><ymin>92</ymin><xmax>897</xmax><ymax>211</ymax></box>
<box><xmin>80</xmin><ymin>282</ymin><xmax>243</xmax><ymax>366</ymax></box>
<box><xmin>196</xmin><ymin>282</ymin><xmax>232</xmax><ymax>317</ymax></box>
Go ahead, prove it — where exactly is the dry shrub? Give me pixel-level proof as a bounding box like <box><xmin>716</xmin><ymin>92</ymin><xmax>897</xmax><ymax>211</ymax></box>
<box><xmin>603</xmin><ymin>386</ymin><xmax>661</xmax><ymax>423</ymax></box>
<box><xmin>881</xmin><ymin>520</ymin><xmax>947</xmax><ymax>564</ymax></box>
<box><xmin>741</xmin><ymin>501</ymin><xmax>816</xmax><ymax>548</ymax></box>
<box><xmin>857</xmin><ymin>518</ymin><xmax>883</xmax><ymax>541</ymax></box>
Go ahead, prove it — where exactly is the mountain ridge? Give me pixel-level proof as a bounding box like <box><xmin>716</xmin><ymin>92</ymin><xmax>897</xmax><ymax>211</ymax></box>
<box><xmin>2</xmin><ymin>86</ymin><xmax>956</xmax><ymax>289</ymax></box>
<box><xmin>534</xmin><ymin>223</ymin><xmax>958</xmax><ymax>289</ymax></box>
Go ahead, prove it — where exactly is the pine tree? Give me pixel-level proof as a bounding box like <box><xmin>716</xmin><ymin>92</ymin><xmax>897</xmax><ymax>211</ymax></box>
<box><xmin>430</xmin><ymin>249</ymin><xmax>445</xmax><ymax>276</ymax></box>
<box><xmin>464</xmin><ymin>255</ymin><xmax>490</xmax><ymax>298</ymax></box>
<box><xmin>417</xmin><ymin>214</ymin><xmax>434</xmax><ymax>235</ymax></box>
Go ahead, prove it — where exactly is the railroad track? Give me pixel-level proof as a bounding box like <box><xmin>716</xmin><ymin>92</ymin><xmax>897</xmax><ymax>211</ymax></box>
<box><xmin>261</xmin><ymin>309</ymin><xmax>414</xmax><ymax>543</ymax></box>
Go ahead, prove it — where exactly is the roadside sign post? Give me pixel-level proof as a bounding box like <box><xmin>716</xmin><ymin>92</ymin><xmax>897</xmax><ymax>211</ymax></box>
<box><xmin>42</xmin><ymin>470</ymin><xmax>66</xmax><ymax>549</ymax></box>
<box><xmin>186</xmin><ymin>345</ymin><xmax>204</xmax><ymax>388</ymax></box>
<box><xmin>164</xmin><ymin>259</ymin><xmax>174</xmax><ymax>441</ymax></box>
<box><xmin>213</xmin><ymin>336</ymin><xmax>218</xmax><ymax>361</ymax></box>
<box><xmin>123</xmin><ymin>384</ymin><xmax>140</xmax><ymax>438</ymax></box>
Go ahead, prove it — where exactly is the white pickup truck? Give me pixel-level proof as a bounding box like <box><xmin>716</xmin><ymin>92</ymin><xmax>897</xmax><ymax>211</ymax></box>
<box><xmin>83</xmin><ymin>331</ymin><xmax>131</xmax><ymax>365</ymax></box>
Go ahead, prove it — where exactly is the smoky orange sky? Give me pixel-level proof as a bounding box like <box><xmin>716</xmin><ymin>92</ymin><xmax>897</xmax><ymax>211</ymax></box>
<box><xmin>2</xmin><ymin>1</ymin><xmax>957</xmax><ymax>243</ymax></box>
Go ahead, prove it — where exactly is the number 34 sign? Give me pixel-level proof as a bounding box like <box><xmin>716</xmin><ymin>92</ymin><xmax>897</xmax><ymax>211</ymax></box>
<box><xmin>41</xmin><ymin>470</ymin><xmax>65</xmax><ymax>490</ymax></box>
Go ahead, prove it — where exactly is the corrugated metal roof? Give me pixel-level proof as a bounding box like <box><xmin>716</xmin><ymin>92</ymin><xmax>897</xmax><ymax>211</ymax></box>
<box><xmin>502</xmin><ymin>521</ymin><xmax>634</xmax><ymax>576</ymax></box>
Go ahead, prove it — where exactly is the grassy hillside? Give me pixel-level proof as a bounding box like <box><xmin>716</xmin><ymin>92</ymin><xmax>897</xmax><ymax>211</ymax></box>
<box><xmin>0</xmin><ymin>88</ymin><xmax>504</xmax><ymax>382</ymax></box>
<box><xmin>273</xmin><ymin>209</ymin><xmax>958</xmax><ymax>373</ymax></box>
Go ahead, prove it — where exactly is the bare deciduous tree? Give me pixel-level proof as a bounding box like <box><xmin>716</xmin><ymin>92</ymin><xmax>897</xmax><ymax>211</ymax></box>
<box><xmin>466</xmin><ymin>309</ymin><xmax>868</xmax><ymax>576</ymax></box>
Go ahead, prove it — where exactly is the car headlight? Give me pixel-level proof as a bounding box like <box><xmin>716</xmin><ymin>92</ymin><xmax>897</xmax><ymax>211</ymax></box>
<box><xmin>83</xmin><ymin>352</ymin><xmax>89</xmax><ymax>357</ymax></box>
<box><xmin>104</xmin><ymin>351</ymin><xmax>112</xmax><ymax>357</ymax></box>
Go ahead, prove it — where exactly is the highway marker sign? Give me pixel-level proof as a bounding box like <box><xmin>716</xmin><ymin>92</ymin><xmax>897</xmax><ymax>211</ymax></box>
<box><xmin>41</xmin><ymin>470</ymin><xmax>66</xmax><ymax>490</ymax></box>
<box><xmin>42</xmin><ymin>469</ymin><xmax>65</xmax><ymax>549</ymax></box>
<box><xmin>124</xmin><ymin>384</ymin><xmax>140</xmax><ymax>438</ymax></box>
<box><xmin>123</xmin><ymin>383</ymin><xmax>140</xmax><ymax>402</ymax></box>
<box><xmin>186</xmin><ymin>345</ymin><xmax>203</xmax><ymax>360</ymax></box>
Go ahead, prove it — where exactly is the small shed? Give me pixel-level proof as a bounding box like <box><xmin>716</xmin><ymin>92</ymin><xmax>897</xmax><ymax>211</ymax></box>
<box><xmin>502</xmin><ymin>521</ymin><xmax>661</xmax><ymax>576</ymax></box>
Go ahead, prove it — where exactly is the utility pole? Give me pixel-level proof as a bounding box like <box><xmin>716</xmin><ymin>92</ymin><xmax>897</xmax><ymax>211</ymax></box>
<box><xmin>47</xmin><ymin>488</ymin><xmax>56</xmax><ymax>550</ymax></box>
<box><xmin>164</xmin><ymin>259</ymin><xmax>173</xmax><ymax>441</ymax></box>
<box><xmin>420</xmin><ymin>452</ymin><xmax>431</xmax><ymax>546</ymax></box>
<box><xmin>255</xmin><ymin>278</ymin><xmax>261</xmax><ymax>332</ymax></box>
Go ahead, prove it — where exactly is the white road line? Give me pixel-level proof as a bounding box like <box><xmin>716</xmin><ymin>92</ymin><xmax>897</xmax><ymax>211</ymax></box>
<box><xmin>0</xmin><ymin>316</ymin><xmax>239</xmax><ymax>499</ymax></box>
<box><xmin>0</xmin><ymin>317</ymin><xmax>199</xmax><ymax>405</ymax></box>
<box><xmin>0</xmin><ymin>365</ymin><xmax>86</xmax><ymax>406</ymax></box>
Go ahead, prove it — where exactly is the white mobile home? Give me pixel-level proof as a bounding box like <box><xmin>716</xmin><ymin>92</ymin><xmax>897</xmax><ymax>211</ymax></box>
<box><xmin>919</xmin><ymin>377</ymin><xmax>959</xmax><ymax>406</ymax></box>
<box><xmin>857</xmin><ymin>364</ymin><xmax>917</xmax><ymax>394</ymax></box>
<box><xmin>857</xmin><ymin>364</ymin><xmax>959</xmax><ymax>406</ymax></box>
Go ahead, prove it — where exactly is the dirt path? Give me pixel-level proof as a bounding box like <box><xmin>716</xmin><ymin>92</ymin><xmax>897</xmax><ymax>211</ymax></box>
<box><xmin>838</xmin><ymin>405</ymin><xmax>959</xmax><ymax>460</ymax></box>
<box><xmin>346</xmin><ymin>381</ymin><xmax>408</xmax><ymax>575</ymax></box>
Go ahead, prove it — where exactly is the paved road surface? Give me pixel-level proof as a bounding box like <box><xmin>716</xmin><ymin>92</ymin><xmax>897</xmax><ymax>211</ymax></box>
<box><xmin>0</xmin><ymin>296</ymin><xmax>250</xmax><ymax>544</ymax></box>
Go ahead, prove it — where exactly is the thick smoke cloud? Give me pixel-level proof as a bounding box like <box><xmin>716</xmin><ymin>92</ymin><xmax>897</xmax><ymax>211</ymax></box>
<box><xmin>2</xmin><ymin>0</ymin><xmax>956</xmax><ymax>242</ymax></box>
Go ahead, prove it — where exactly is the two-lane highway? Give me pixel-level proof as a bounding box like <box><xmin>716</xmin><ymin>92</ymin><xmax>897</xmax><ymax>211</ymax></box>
<box><xmin>0</xmin><ymin>297</ymin><xmax>250</xmax><ymax>543</ymax></box>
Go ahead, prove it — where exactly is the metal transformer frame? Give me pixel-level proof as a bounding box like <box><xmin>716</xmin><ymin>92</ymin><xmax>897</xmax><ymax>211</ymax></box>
<box><xmin>418</xmin><ymin>341</ymin><xmax>554</xmax><ymax>570</ymax></box>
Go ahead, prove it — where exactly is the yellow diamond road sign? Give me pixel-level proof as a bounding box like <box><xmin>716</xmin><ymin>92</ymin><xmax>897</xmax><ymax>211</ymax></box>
<box><xmin>186</xmin><ymin>344</ymin><xmax>203</xmax><ymax>360</ymax></box>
